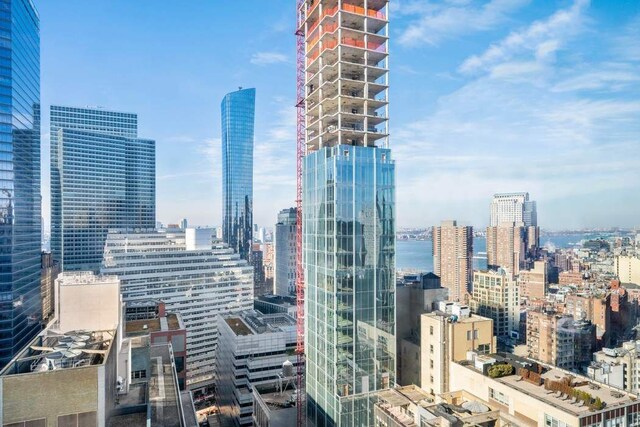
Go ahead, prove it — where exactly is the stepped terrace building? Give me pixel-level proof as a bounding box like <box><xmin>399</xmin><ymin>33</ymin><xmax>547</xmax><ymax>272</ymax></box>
<box><xmin>101</xmin><ymin>229</ymin><xmax>253</xmax><ymax>391</ymax></box>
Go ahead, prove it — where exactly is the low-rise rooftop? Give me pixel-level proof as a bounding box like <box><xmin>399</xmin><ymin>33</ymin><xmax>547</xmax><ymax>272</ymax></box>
<box><xmin>56</xmin><ymin>271</ymin><xmax>119</xmax><ymax>286</ymax></box>
<box><xmin>126</xmin><ymin>313</ymin><xmax>182</xmax><ymax>335</ymax></box>
<box><xmin>458</xmin><ymin>353</ymin><xmax>638</xmax><ymax>416</ymax></box>
<box><xmin>223</xmin><ymin>311</ymin><xmax>296</xmax><ymax>336</ymax></box>
<box><xmin>0</xmin><ymin>328</ymin><xmax>115</xmax><ymax>376</ymax></box>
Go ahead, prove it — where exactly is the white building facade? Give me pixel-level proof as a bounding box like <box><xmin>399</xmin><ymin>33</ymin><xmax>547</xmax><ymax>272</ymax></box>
<box><xmin>214</xmin><ymin>311</ymin><xmax>297</xmax><ymax>426</ymax></box>
<box><xmin>101</xmin><ymin>230</ymin><xmax>253</xmax><ymax>390</ymax></box>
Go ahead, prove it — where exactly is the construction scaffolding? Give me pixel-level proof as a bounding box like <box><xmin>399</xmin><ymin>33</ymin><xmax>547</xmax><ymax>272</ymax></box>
<box><xmin>295</xmin><ymin>0</ymin><xmax>306</xmax><ymax>426</ymax></box>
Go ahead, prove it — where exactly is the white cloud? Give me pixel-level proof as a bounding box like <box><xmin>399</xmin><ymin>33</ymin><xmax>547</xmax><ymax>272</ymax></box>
<box><xmin>250</xmin><ymin>51</ymin><xmax>289</xmax><ymax>66</ymax></box>
<box><xmin>614</xmin><ymin>15</ymin><xmax>640</xmax><ymax>62</ymax></box>
<box><xmin>398</xmin><ymin>0</ymin><xmax>529</xmax><ymax>46</ymax></box>
<box><xmin>459</xmin><ymin>0</ymin><xmax>589</xmax><ymax>75</ymax></box>
<box><xmin>393</xmin><ymin>57</ymin><xmax>640</xmax><ymax>227</ymax></box>
<box><xmin>552</xmin><ymin>64</ymin><xmax>640</xmax><ymax>92</ymax></box>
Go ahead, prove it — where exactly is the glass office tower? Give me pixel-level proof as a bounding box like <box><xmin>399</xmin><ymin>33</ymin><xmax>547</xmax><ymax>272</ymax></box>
<box><xmin>221</xmin><ymin>88</ymin><xmax>255</xmax><ymax>261</ymax></box>
<box><xmin>301</xmin><ymin>1</ymin><xmax>394</xmax><ymax>425</ymax></box>
<box><xmin>0</xmin><ymin>0</ymin><xmax>42</xmax><ymax>368</ymax></box>
<box><xmin>50</xmin><ymin>106</ymin><xmax>155</xmax><ymax>272</ymax></box>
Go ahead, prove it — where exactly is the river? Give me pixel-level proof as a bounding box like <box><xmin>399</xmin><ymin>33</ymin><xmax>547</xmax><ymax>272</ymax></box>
<box><xmin>396</xmin><ymin>233</ymin><xmax>603</xmax><ymax>272</ymax></box>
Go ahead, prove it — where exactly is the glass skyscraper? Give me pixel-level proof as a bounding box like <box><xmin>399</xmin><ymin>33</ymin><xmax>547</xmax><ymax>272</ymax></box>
<box><xmin>221</xmin><ymin>88</ymin><xmax>255</xmax><ymax>261</ymax></box>
<box><xmin>302</xmin><ymin>1</ymin><xmax>394</xmax><ymax>425</ymax></box>
<box><xmin>50</xmin><ymin>106</ymin><xmax>155</xmax><ymax>272</ymax></box>
<box><xmin>0</xmin><ymin>0</ymin><xmax>42</xmax><ymax>368</ymax></box>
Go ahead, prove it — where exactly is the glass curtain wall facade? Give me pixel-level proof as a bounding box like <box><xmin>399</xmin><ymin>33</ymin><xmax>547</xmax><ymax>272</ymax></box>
<box><xmin>221</xmin><ymin>88</ymin><xmax>255</xmax><ymax>261</ymax></box>
<box><xmin>0</xmin><ymin>0</ymin><xmax>42</xmax><ymax>368</ymax></box>
<box><xmin>301</xmin><ymin>0</ymin><xmax>394</xmax><ymax>425</ymax></box>
<box><xmin>50</xmin><ymin>106</ymin><xmax>155</xmax><ymax>272</ymax></box>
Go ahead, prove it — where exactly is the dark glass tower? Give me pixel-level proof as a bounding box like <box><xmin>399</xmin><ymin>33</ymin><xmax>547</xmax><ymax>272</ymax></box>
<box><xmin>0</xmin><ymin>0</ymin><xmax>42</xmax><ymax>368</ymax></box>
<box><xmin>221</xmin><ymin>88</ymin><xmax>255</xmax><ymax>261</ymax></box>
<box><xmin>50</xmin><ymin>106</ymin><xmax>155</xmax><ymax>272</ymax></box>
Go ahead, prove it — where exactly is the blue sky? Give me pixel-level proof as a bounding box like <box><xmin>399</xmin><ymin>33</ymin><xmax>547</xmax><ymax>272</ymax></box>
<box><xmin>37</xmin><ymin>0</ymin><xmax>640</xmax><ymax>230</ymax></box>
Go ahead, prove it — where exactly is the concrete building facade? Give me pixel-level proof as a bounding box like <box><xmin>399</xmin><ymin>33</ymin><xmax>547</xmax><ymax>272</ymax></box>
<box><xmin>420</xmin><ymin>303</ymin><xmax>495</xmax><ymax>396</ymax></box>
<box><xmin>214</xmin><ymin>311</ymin><xmax>297</xmax><ymax>426</ymax></box>
<box><xmin>432</xmin><ymin>220</ymin><xmax>473</xmax><ymax>302</ymax></box>
<box><xmin>274</xmin><ymin>207</ymin><xmax>297</xmax><ymax>297</ymax></box>
<box><xmin>486</xmin><ymin>223</ymin><xmax>525</xmax><ymax>278</ymax></box>
<box><xmin>526</xmin><ymin>309</ymin><xmax>595</xmax><ymax>372</ymax></box>
<box><xmin>470</xmin><ymin>269</ymin><xmax>520</xmax><ymax>339</ymax></box>
<box><xmin>101</xmin><ymin>230</ymin><xmax>253</xmax><ymax>390</ymax></box>
<box><xmin>448</xmin><ymin>353</ymin><xmax>640</xmax><ymax>427</ymax></box>
<box><xmin>590</xmin><ymin>340</ymin><xmax>640</xmax><ymax>394</ymax></box>
<box><xmin>395</xmin><ymin>273</ymin><xmax>447</xmax><ymax>386</ymax></box>
<box><xmin>490</xmin><ymin>192</ymin><xmax>537</xmax><ymax>227</ymax></box>
<box><xmin>616</xmin><ymin>255</ymin><xmax>640</xmax><ymax>285</ymax></box>
<box><xmin>518</xmin><ymin>260</ymin><xmax>548</xmax><ymax>300</ymax></box>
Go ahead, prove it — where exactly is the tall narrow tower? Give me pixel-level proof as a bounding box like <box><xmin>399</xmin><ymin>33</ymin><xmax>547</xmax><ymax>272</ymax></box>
<box><xmin>221</xmin><ymin>88</ymin><xmax>255</xmax><ymax>261</ymax></box>
<box><xmin>300</xmin><ymin>1</ymin><xmax>394</xmax><ymax>425</ymax></box>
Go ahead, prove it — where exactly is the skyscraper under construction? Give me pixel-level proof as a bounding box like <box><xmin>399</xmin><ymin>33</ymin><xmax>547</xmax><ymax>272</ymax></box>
<box><xmin>300</xmin><ymin>1</ymin><xmax>395</xmax><ymax>425</ymax></box>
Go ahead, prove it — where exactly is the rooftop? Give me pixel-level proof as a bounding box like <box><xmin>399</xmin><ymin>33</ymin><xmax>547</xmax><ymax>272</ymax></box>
<box><xmin>57</xmin><ymin>271</ymin><xmax>119</xmax><ymax>286</ymax></box>
<box><xmin>424</xmin><ymin>310</ymin><xmax>490</xmax><ymax>324</ymax></box>
<box><xmin>0</xmin><ymin>328</ymin><xmax>115</xmax><ymax>376</ymax></box>
<box><xmin>149</xmin><ymin>344</ymin><xmax>183</xmax><ymax>426</ymax></box>
<box><xmin>458</xmin><ymin>353</ymin><xmax>638</xmax><ymax>416</ymax></box>
<box><xmin>225</xmin><ymin>317</ymin><xmax>254</xmax><ymax>336</ymax></box>
<box><xmin>126</xmin><ymin>313</ymin><xmax>183</xmax><ymax>335</ymax></box>
<box><xmin>253</xmin><ymin>385</ymin><xmax>298</xmax><ymax>427</ymax></box>
<box><xmin>256</xmin><ymin>294</ymin><xmax>297</xmax><ymax>307</ymax></box>
<box><xmin>223</xmin><ymin>311</ymin><xmax>296</xmax><ymax>336</ymax></box>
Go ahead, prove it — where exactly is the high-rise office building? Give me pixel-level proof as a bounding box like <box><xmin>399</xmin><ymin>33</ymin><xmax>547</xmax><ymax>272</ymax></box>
<box><xmin>0</xmin><ymin>0</ymin><xmax>42</xmax><ymax>368</ymax></box>
<box><xmin>490</xmin><ymin>192</ymin><xmax>537</xmax><ymax>227</ymax></box>
<box><xmin>251</xmin><ymin>242</ymin><xmax>267</xmax><ymax>296</ymax></box>
<box><xmin>274</xmin><ymin>207</ymin><xmax>297</xmax><ymax>296</ymax></box>
<box><xmin>221</xmin><ymin>88</ymin><xmax>255</xmax><ymax>261</ymax></box>
<box><xmin>180</xmin><ymin>217</ymin><xmax>188</xmax><ymax>230</ymax></box>
<box><xmin>490</xmin><ymin>192</ymin><xmax>539</xmax><ymax>260</ymax></box>
<box><xmin>101</xmin><ymin>230</ymin><xmax>253</xmax><ymax>390</ymax></box>
<box><xmin>50</xmin><ymin>106</ymin><xmax>155</xmax><ymax>272</ymax></box>
<box><xmin>302</xmin><ymin>1</ymin><xmax>394</xmax><ymax>425</ymax></box>
<box><xmin>432</xmin><ymin>220</ymin><xmax>473</xmax><ymax>302</ymax></box>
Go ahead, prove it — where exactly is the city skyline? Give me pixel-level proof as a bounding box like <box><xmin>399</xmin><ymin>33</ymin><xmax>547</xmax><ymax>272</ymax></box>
<box><xmin>36</xmin><ymin>0</ymin><xmax>639</xmax><ymax>231</ymax></box>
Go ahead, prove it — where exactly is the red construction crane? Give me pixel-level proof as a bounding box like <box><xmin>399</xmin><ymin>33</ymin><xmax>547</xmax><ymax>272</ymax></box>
<box><xmin>295</xmin><ymin>0</ymin><xmax>306</xmax><ymax>425</ymax></box>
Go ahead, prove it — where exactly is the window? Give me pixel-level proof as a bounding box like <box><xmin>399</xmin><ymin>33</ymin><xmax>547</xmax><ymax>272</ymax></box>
<box><xmin>545</xmin><ymin>414</ymin><xmax>569</xmax><ymax>427</ymax></box>
<box><xmin>477</xmin><ymin>343</ymin><xmax>490</xmax><ymax>354</ymax></box>
<box><xmin>430</xmin><ymin>326</ymin><xmax>434</xmax><ymax>335</ymax></box>
<box><xmin>430</xmin><ymin>344</ymin><xmax>434</xmax><ymax>353</ymax></box>
<box><xmin>430</xmin><ymin>360</ymin><xmax>434</xmax><ymax>368</ymax></box>
<box><xmin>132</xmin><ymin>369</ymin><xmax>146</xmax><ymax>379</ymax></box>
<box><xmin>489</xmin><ymin>387</ymin><xmax>509</xmax><ymax>406</ymax></box>
<box><xmin>467</xmin><ymin>330</ymin><xmax>472</xmax><ymax>340</ymax></box>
